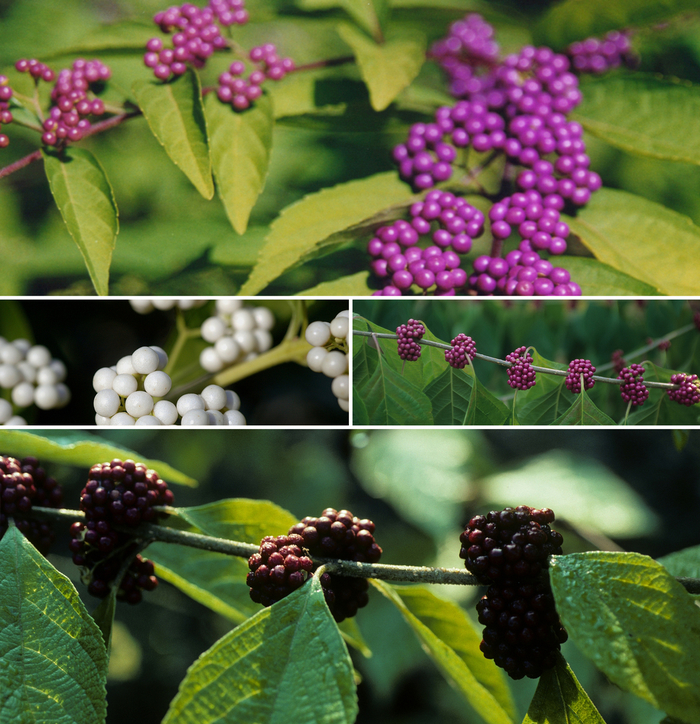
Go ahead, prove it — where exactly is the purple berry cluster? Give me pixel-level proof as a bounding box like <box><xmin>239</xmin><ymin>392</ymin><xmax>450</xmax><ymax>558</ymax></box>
<box><xmin>565</xmin><ymin>358</ymin><xmax>596</xmax><ymax>393</ymax></box>
<box><xmin>618</xmin><ymin>363</ymin><xmax>648</xmax><ymax>407</ymax></box>
<box><xmin>667</xmin><ymin>373</ymin><xmax>700</xmax><ymax>406</ymax></box>
<box><xmin>69</xmin><ymin>459</ymin><xmax>173</xmax><ymax>603</ymax></box>
<box><xmin>0</xmin><ymin>76</ymin><xmax>15</xmax><ymax>148</ymax></box>
<box><xmin>393</xmin><ymin>121</ymin><xmax>456</xmax><ymax>189</ymax></box>
<box><xmin>445</xmin><ymin>333</ymin><xmax>477</xmax><ymax>369</ymax></box>
<box><xmin>1</xmin><ymin>455</ymin><xmax>63</xmax><ymax>555</ymax></box>
<box><xmin>506</xmin><ymin>347</ymin><xmax>536</xmax><ymax>390</ymax></box>
<box><xmin>369</xmin><ymin>190</ymin><xmax>484</xmax><ymax>296</ymax></box>
<box><xmin>247</xmin><ymin>534</ymin><xmax>314</xmax><ymax>607</ymax></box>
<box><xmin>396</xmin><ymin>319</ymin><xmax>426</xmax><ymax>361</ymax></box>
<box><xmin>567</xmin><ymin>31</ymin><xmax>637</xmax><ymax>75</ymax></box>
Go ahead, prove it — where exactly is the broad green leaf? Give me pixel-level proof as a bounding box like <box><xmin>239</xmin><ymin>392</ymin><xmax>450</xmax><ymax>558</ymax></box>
<box><xmin>239</xmin><ymin>171</ymin><xmax>413</xmax><ymax>295</ymax></box>
<box><xmin>268</xmin><ymin>71</ymin><xmax>348</xmax><ymax>119</ymax></box>
<box><xmin>0</xmin><ymin>430</ymin><xmax>197</xmax><ymax>486</ymax></box>
<box><xmin>658</xmin><ymin>544</ymin><xmax>700</xmax><ymax>579</ymax></box>
<box><xmin>338</xmin><ymin>618</ymin><xmax>372</xmax><ymax>659</ymax></box>
<box><xmin>42</xmin><ymin>147</ymin><xmax>118</xmax><ymax>296</ymax></box>
<box><xmin>373</xmin><ymin>581</ymin><xmax>515</xmax><ymax>724</ymax></box>
<box><xmin>523</xmin><ymin>656</ymin><xmax>605</xmax><ymax>724</ymax></box>
<box><xmin>573</xmin><ymin>75</ymin><xmax>700</xmax><ymax>166</ymax></box>
<box><xmin>44</xmin><ymin>21</ymin><xmax>155</xmax><ymax>56</ymax></box>
<box><xmin>337</xmin><ymin>23</ymin><xmax>426</xmax><ymax>111</ymax></box>
<box><xmin>297</xmin><ymin>271</ymin><xmax>373</xmax><ymax>296</ymax></box>
<box><xmin>566</xmin><ymin>188</ymin><xmax>700</xmax><ymax>295</ymax></box>
<box><xmin>463</xmin><ymin>365</ymin><xmax>511</xmax><ymax>426</ymax></box>
<box><xmin>550</xmin><ymin>551</ymin><xmax>700</xmax><ymax>723</ymax></box>
<box><xmin>353</xmin><ymin>393</ymin><xmax>369</xmax><ymax>424</ymax></box>
<box><xmin>132</xmin><ymin>70</ymin><xmax>214</xmax><ymax>199</ymax></box>
<box><xmin>0</xmin><ymin>526</ymin><xmax>108</xmax><ymax>724</ymax></box>
<box><xmin>551</xmin><ymin>386</ymin><xmax>617</xmax><ymax>425</ymax></box>
<box><xmin>162</xmin><ymin>575</ymin><xmax>357</xmax><ymax>724</ymax></box>
<box><xmin>555</xmin><ymin>256</ymin><xmax>658</xmax><ymax>296</ymax></box>
<box><xmin>205</xmin><ymin>92</ymin><xmax>274</xmax><ymax>235</ymax></box>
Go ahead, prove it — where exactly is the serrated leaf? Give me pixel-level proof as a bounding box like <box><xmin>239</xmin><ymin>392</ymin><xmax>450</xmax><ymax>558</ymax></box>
<box><xmin>0</xmin><ymin>430</ymin><xmax>197</xmax><ymax>486</ymax></box>
<box><xmin>0</xmin><ymin>526</ymin><xmax>108</xmax><ymax>724</ymax></box>
<box><xmin>551</xmin><ymin>386</ymin><xmax>617</xmax><ymax>425</ymax></box>
<box><xmin>162</xmin><ymin>576</ymin><xmax>357</xmax><ymax>724</ymax></box>
<box><xmin>239</xmin><ymin>171</ymin><xmax>413</xmax><ymax>295</ymax></box>
<box><xmin>337</xmin><ymin>23</ymin><xmax>426</xmax><ymax>111</ymax></box>
<box><xmin>132</xmin><ymin>70</ymin><xmax>214</xmax><ymax>199</ymax></box>
<box><xmin>658</xmin><ymin>544</ymin><xmax>700</xmax><ymax>579</ymax></box>
<box><xmin>297</xmin><ymin>271</ymin><xmax>373</xmax><ymax>296</ymax></box>
<box><xmin>572</xmin><ymin>75</ymin><xmax>700</xmax><ymax>166</ymax></box>
<box><xmin>550</xmin><ymin>551</ymin><xmax>700</xmax><ymax>723</ymax></box>
<box><xmin>523</xmin><ymin>656</ymin><xmax>605</xmax><ymax>724</ymax></box>
<box><xmin>353</xmin><ymin>393</ymin><xmax>369</xmax><ymax>424</ymax></box>
<box><xmin>42</xmin><ymin>147</ymin><xmax>118</xmax><ymax>296</ymax></box>
<box><xmin>373</xmin><ymin>581</ymin><xmax>515</xmax><ymax>724</ymax></box>
<box><xmin>566</xmin><ymin>188</ymin><xmax>700</xmax><ymax>295</ymax></box>
<box><xmin>205</xmin><ymin>92</ymin><xmax>274</xmax><ymax>235</ymax></box>
<box><xmin>555</xmin><ymin>256</ymin><xmax>659</xmax><ymax>296</ymax></box>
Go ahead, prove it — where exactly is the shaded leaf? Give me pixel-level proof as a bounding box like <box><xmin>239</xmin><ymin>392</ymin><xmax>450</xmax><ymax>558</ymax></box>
<box><xmin>555</xmin><ymin>256</ymin><xmax>658</xmax><ymax>296</ymax></box>
<box><xmin>205</xmin><ymin>92</ymin><xmax>274</xmax><ymax>235</ymax></box>
<box><xmin>297</xmin><ymin>271</ymin><xmax>373</xmax><ymax>296</ymax></box>
<box><xmin>132</xmin><ymin>70</ymin><xmax>214</xmax><ymax>199</ymax></box>
<box><xmin>42</xmin><ymin>147</ymin><xmax>118</xmax><ymax>296</ymax></box>
<box><xmin>658</xmin><ymin>544</ymin><xmax>700</xmax><ymax>579</ymax></box>
<box><xmin>0</xmin><ymin>526</ymin><xmax>108</xmax><ymax>724</ymax></box>
<box><xmin>551</xmin><ymin>386</ymin><xmax>617</xmax><ymax>425</ymax></box>
<box><xmin>91</xmin><ymin>592</ymin><xmax>117</xmax><ymax>655</ymax></box>
<box><xmin>44</xmin><ymin>21</ymin><xmax>155</xmax><ymax>56</ymax></box>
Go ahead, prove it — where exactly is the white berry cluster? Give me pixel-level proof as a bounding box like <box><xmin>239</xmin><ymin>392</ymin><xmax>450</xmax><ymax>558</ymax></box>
<box><xmin>92</xmin><ymin>345</ymin><xmax>246</xmax><ymax>426</ymax></box>
<box><xmin>199</xmin><ymin>299</ymin><xmax>275</xmax><ymax>373</ymax></box>
<box><xmin>0</xmin><ymin>336</ymin><xmax>70</xmax><ymax>425</ymax></box>
<box><xmin>129</xmin><ymin>298</ymin><xmax>208</xmax><ymax>314</ymax></box>
<box><xmin>304</xmin><ymin>310</ymin><xmax>350</xmax><ymax>412</ymax></box>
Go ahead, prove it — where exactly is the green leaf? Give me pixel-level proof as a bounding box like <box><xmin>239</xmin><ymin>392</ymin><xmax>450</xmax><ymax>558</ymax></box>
<box><xmin>658</xmin><ymin>544</ymin><xmax>700</xmax><ymax>579</ymax></box>
<box><xmin>205</xmin><ymin>92</ymin><xmax>274</xmax><ymax>235</ymax></box>
<box><xmin>513</xmin><ymin>351</ymin><xmax>570</xmax><ymax>425</ymax></box>
<box><xmin>298</xmin><ymin>0</ymin><xmax>387</xmax><ymax>38</ymax></box>
<box><xmin>239</xmin><ymin>171</ymin><xmax>413</xmax><ymax>295</ymax></box>
<box><xmin>0</xmin><ymin>525</ymin><xmax>108</xmax><ymax>724</ymax></box>
<box><xmin>672</xmin><ymin>429</ymin><xmax>690</xmax><ymax>451</ymax></box>
<box><xmin>0</xmin><ymin>300</ymin><xmax>34</xmax><ymax>343</ymax></box>
<box><xmin>555</xmin><ymin>256</ymin><xmax>659</xmax><ymax>296</ymax></box>
<box><xmin>550</xmin><ymin>551</ymin><xmax>700</xmax><ymax>723</ymax></box>
<box><xmin>42</xmin><ymin>147</ymin><xmax>118</xmax><ymax>296</ymax></box>
<box><xmin>162</xmin><ymin>575</ymin><xmax>358</xmax><ymax>724</ymax></box>
<box><xmin>523</xmin><ymin>656</ymin><xmax>606</xmax><ymax>724</ymax></box>
<box><xmin>91</xmin><ymin>592</ymin><xmax>117</xmax><ymax>655</ymax></box>
<box><xmin>43</xmin><ymin>20</ymin><xmax>156</xmax><ymax>56</ymax></box>
<box><xmin>551</xmin><ymin>386</ymin><xmax>617</xmax><ymax>425</ymax></box>
<box><xmin>132</xmin><ymin>70</ymin><xmax>214</xmax><ymax>199</ymax></box>
<box><xmin>373</xmin><ymin>581</ymin><xmax>515</xmax><ymax>724</ymax></box>
<box><xmin>337</xmin><ymin>23</ymin><xmax>426</xmax><ymax>111</ymax></box>
<box><xmin>572</xmin><ymin>75</ymin><xmax>700</xmax><ymax>166</ymax></box>
<box><xmin>566</xmin><ymin>188</ymin><xmax>700</xmax><ymax>295</ymax></box>
<box><xmin>0</xmin><ymin>430</ymin><xmax>197</xmax><ymax>486</ymax></box>
<box><xmin>297</xmin><ymin>271</ymin><xmax>373</xmax><ymax>296</ymax></box>
<box><xmin>353</xmin><ymin>393</ymin><xmax>369</xmax><ymax>424</ymax></box>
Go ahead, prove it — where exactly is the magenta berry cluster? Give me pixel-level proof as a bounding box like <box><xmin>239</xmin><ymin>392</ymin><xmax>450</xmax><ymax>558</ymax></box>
<box><xmin>667</xmin><ymin>373</ymin><xmax>700</xmax><ymax>407</ymax></box>
<box><xmin>567</xmin><ymin>31</ymin><xmax>637</xmax><ymax>75</ymax></box>
<box><xmin>0</xmin><ymin>76</ymin><xmax>15</xmax><ymax>148</ymax></box>
<box><xmin>565</xmin><ymin>358</ymin><xmax>596</xmax><ymax>393</ymax></box>
<box><xmin>69</xmin><ymin>459</ymin><xmax>173</xmax><ymax>604</ymax></box>
<box><xmin>247</xmin><ymin>534</ymin><xmax>314</xmax><ymax>607</ymax></box>
<box><xmin>396</xmin><ymin>319</ymin><xmax>426</xmax><ymax>361</ymax></box>
<box><xmin>506</xmin><ymin>347</ymin><xmax>536</xmax><ymax>390</ymax></box>
<box><xmin>618</xmin><ymin>363</ymin><xmax>649</xmax><ymax>407</ymax></box>
<box><xmin>445</xmin><ymin>333</ymin><xmax>477</xmax><ymax>369</ymax></box>
<box><xmin>1</xmin><ymin>455</ymin><xmax>63</xmax><ymax>555</ymax></box>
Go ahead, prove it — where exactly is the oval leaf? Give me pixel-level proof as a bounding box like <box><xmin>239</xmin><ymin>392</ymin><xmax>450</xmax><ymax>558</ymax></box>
<box><xmin>566</xmin><ymin>188</ymin><xmax>700</xmax><ymax>295</ymax></box>
<box><xmin>205</xmin><ymin>91</ymin><xmax>274</xmax><ymax>235</ymax></box>
<box><xmin>550</xmin><ymin>551</ymin><xmax>700</xmax><ymax>723</ymax></box>
<box><xmin>42</xmin><ymin>147</ymin><xmax>118</xmax><ymax>296</ymax></box>
<box><xmin>0</xmin><ymin>525</ymin><xmax>108</xmax><ymax>724</ymax></box>
<box><xmin>132</xmin><ymin>70</ymin><xmax>214</xmax><ymax>199</ymax></box>
<box><xmin>162</xmin><ymin>575</ymin><xmax>358</xmax><ymax>724</ymax></box>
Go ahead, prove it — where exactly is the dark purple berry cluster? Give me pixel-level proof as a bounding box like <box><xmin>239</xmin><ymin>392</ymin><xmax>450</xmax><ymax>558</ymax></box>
<box><xmin>69</xmin><ymin>459</ymin><xmax>173</xmax><ymax>603</ymax></box>
<box><xmin>618</xmin><ymin>363</ymin><xmax>648</xmax><ymax>407</ymax></box>
<box><xmin>396</xmin><ymin>319</ymin><xmax>426</xmax><ymax>361</ymax></box>
<box><xmin>0</xmin><ymin>76</ymin><xmax>15</xmax><ymax>148</ymax></box>
<box><xmin>1</xmin><ymin>455</ymin><xmax>63</xmax><ymax>555</ymax></box>
<box><xmin>567</xmin><ymin>31</ymin><xmax>637</xmax><ymax>75</ymax></box>
<box><xmin>506</xmin><ymin>347</ymin><xmax>536</xmax><ymax>390</ymax></box>
<box><xmin>611</xmin><ymin>349</ymin><xmax>627</xmax><ymax>374</ymax></box>
<box><xmin>247</xmin><ymin>534</ymin><xmax>314</xmax><ymax>607</ymax></box>
<box><xmin>445</xmin><ymin>333</ymin><xmax>477</xmax><ymax>369</ymax></box>
<box><xmin>288</xmin><ymin>508</ymin><xmax>382</xmax><ymax>622</ymax></box>
<box><xmin>667</xmin><ymin>373</ymin><xmax>700</xmax><ymax>406</ymax></box>
<box><xmin>565</xmin><ymin>358</ymin><xmax>596</xmax><ymax>393</ymax></box>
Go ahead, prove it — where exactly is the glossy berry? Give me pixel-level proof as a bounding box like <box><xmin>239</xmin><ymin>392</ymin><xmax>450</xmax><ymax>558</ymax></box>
<box><xmin>667</xmin><ymin>373</ymin><xmax>700</xmax><ymax>406</ymax></box>
<box><xmin>618</xmin><ymin>363</ymin><xmax>648</xmax><ymax>407</ymax></box>
<box><xmin>396</xmin><ymin>319</ymin><xmax>425</xmax><ymax>361</ymax></box>
<box><xmin>445</xmin><ymin>333</ymin><xmax>477</xmax><ymax>369</ymax></box>
<box><xmin>459</xmin><ymin>505</ymin><xmax>563</xmax><ymax>584</ymax></box>
<box><xmin>565</xmin><ymin>358</ymin><xmax>596</xmax><ymax>393</ymax></box>
<box><xmin>506</xmin><ymin>346</ymin><xmax>536</xmax><ymax>390</ymax></box>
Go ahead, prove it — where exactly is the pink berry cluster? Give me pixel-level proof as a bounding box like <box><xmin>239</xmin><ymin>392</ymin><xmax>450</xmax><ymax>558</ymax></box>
<box><xmin>565</xmin><ymin>358</ymin><xmax>596</xmax><ymax>393</ymax></box>
<box><xmin>369</xmin><ymin>190</ymin><xmax>484</xmax><ymax>296</ymax></box>
<box><xmin>667</xmin><ymin>373</ymin><xmax>700</xmax><ymax>406</ymax></box>
<box><xmin>445</xmin><ymin>333</ymin><xmax>477</xmax><ymax>369</ymax></box>
<box><xmin>216</xmin><ymin>44</ymin><xmax>295</xmax><ymax>111</ymax></box>
<box><xmin>506</xmin><ymin>346</ymin><xmax>536</xmax><ymax>390</ymax></box>
<box><xmin>618</xmin><ymin>363</ymin><xmax>648</xmax><ymax>407</ymax></box>
<box><xmin>396</xmin><ymin>319</ymin><xmax>425</xmax><ymax>361</ymax></box>
<box><xmin>567</xmin><ymin>31</ymin><xmax>637</xmax><ymax>74</ymax></box>
<box><xmin>0</xmin><ymin>76</ymin><xmax>15</xmax><ymax>148</ymax></box>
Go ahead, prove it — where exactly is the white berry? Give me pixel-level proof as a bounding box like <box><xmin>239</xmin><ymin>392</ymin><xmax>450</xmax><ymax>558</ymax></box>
<box><xmin>306</xmin><ymin>347</ymin><xmax>328</xmax><ymax>373</ymax></box>
<box><xmin>153</xmin><ymin>400</ymin><xmax>178</xmax><ymax>425</ymax></box>
<box><xmin>0</xmin><ymin>399</ymin><xmax>12</xmax><ymax>423</ymax></box>
<box><xmin>214</xmin><ymin>336</ymin><xmax>240</xmax><ymax>363</ymax></box>
<box><xmin>131</xmin><ymin>346</ymin><xmax>160</xmax><ymax>374</ymax></box>
<box><xmin>12</xmin><ymin>382</ymin><xmax>35</xmax><ymax>408</ymax></box>
<box><xmin>112</xmin><ymin>373</ymin><xmax>138</xmax><ymax>397</ymax></box>
<box><xmin>330</xmin><ymin>316</ymin><xmax>349</xmax><ymax>339</ymax></box>
<box><xmin>223</xmin><ymin>409</ymin><xmax>246</xmax><ymax>425</ymax></box>
<box><xmin>116</xmin><ymin>355</ymin><xmax>136</xmax><ymax>375</ymax></box>
<box><xmin>331</xmin><ymin>374</ymin><xmax>349</xmax><ymax>400</ymax></box>
<box><xmin>26</xmin><ymin>345</ymin><xmax>52</xmax><ymax>368</ymax></box>
<box><xmin>144</xmin><ymin>370</ymin><xmax>172</xmax><ymax>398</ymax></box>
<box><xmin>93</xmin><ymin>367</ymin><xmax>117</xmax><ymax>392</ymax></box>
<box><xmin>150</xmin><ymin>346</ymin><xmax>168</xmax><ymax>370</ymax></box>
<box><xmin>135</xmin><ymin>415</ymin><xmax>162</xmax><ymax>426</ymax></box>
<box><xmin>94</xmin><ymin>389</ymin><xmax>121</xmax><ymax>417</ymax></box>
<box><xmin>225</xmin><ymin>389</ymin><xmax>241</xmax><ymax>410</ymax></box>
<box><xmin>200</xmin><ymin>347</ymin><xmax>224</xmax><ymax>373</ymax></box>
<box><xmin>201</xmin><ymin>316</ymin><xmax>228</xmax><ymax>343</ymax></box>
<box><xmin>252</xmin><ymin>307</ymin><xmax>275</xmax><ymax>331</ymax></box>
<box><xmin>34</xmin><ymin>384</ymin><xmax>60</xmax><ymax>410</ymax></box>
<box><xmin>321</xmin><ymin>351</ymin><xmax>348</xmax><ymax>378</ymax></box>
<box><xmin>201</xmin><ymin>384</ymin><xmax>227</xmax><ymax>410</ymax></box>
<box><xmin>0</xmin><ymin>364</ymin><xmax>22</xmax><ymax>388</ymax></box>
<box><xmin>181</xmin><ymin>408</ymin><xmax>210</xmax><ymax>425</ymax></box>
<box><xmin>36</xmin><ymin>366</ymin><xmax>59</xmax><ymax>385</ymax></box>
<box><xmin>177</xmin><ymin>393</ymin><xmax>205</xmax><ymax>416</ymax></box>
<box><xmin>125</xmin><ymin>391</ymin><xmax>154</xmax><ymax>418</ymax></box>
<box><xmin>338</xmin><ymin>398</ymin><xmax>349</xmax><ymax>412</ymax></box>
<box><xmin>110</xmin><ymin>412</ymin><xmax>136</xmax><ymax>425</ymax></box>
<box><xmin>305</xmin><ymin>321</ymin><xmax>331</xmax><ymax>347</ymax></box>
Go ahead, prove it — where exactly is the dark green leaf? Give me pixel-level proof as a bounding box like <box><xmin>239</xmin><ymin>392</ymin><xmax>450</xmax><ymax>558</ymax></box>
<box><xmin>359</xmin><ymin>359</ymin><xmax>433</xmax><ymax>424</ymax></box>
<box><xmin>353</xmin><ymin>393</ymin><xmax>370</xmax><ymax>424</ymax></box>
<box><xmin>42</xmin><ymin>147</ymin><xmax>118</xmax><ymax>296</ymax></box>
<box><xmin>555</xmin><ymin>256</ymin><xmax>659</xmax><ymax>296</ymax></box>
<box><xmin>551</xmin><ymin>386</ymin><xmax>617</xmax><ymax>425</ymax></box>
<box><xmin>132</xmin><ymin>70</ymin><xmax>214</xmax><ymax>199</ymax></box>
<box><xmin>91</xmin><ymin>592</ymin><xmax>117</xmax><ymax>654</ymax></box>
<box><xmin>658</xmin><ymin>544</ymin><xmax>700</xmax><ymax>579</ymax></box>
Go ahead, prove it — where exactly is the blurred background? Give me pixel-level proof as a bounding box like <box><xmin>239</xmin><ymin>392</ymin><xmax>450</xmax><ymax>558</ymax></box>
<box><xmin>29</xmin><ymin>427</ymin><xmax>700</xmax><ymax>724</ymax></box>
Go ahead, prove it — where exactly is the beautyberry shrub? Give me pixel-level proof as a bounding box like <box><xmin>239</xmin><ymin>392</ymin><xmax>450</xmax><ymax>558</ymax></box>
<box><xmin>565</xmin><ymin>358</ymin><xmax>596</xmax><ymax>393</ymax></box>
<box><xmin>618</xmin><ymin>363</ymin><xmax>649</xmax><ymax>407</ymax></box>
<box><xmin>667</xmin><ymin>373</ymin><xmax>700</xmax><ymax>406</ymax></box>
<box><xmin>396</xmin><ymin>319</ymin><xmax>426</xmax><ymax>361</ymax></box>
<box><xmin>506</xmin><ymin>346</ymin><xmax>536</xmax><ymax>390</ymax></box>
<box><xmin>445</xmin><ymin>333</ymin><xmax>477</xmax><ymax>369</ymax></box>
<box><xmin>247</xmin><ymin>534</ymin><xmax>314</xmax><ymax>606</ymax></box>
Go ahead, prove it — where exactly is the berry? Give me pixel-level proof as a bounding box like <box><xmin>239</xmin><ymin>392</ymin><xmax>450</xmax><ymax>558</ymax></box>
<box><xmin>305</xmin><ymin>310</ymin><xmax>350</xmax><ymax>412</ymax></box>
<box><xmin>396</xmin><ymin>319</ymin><xmax>426</xmax><ymax>361</ymax></box>
<box><xmin>618</xmin><ymin>363</ymin><xmax>648</xmax><ymax>407</ymax></box>
<box><xmin>506</xmin><ymin>346</ymin><xmax>536</xmax><ymax>390</ymax></box>
<box><xmin>565</xmin><ymin>358</ymin><xmax>596</xmax><ymax>393</ymax></box>
<box><xmin>667</xmin><ymin>373</ymin><xmax>700</xmax><ymax>406</ymax></box>
<box><xmin>567</xmin><ymin>31</ymin><xmax>637</xmax><ymax>75</ymax></box>
<box><xmin>247</xmin><ymin>534</ymin><xmax>314</xmax><ymax>606</ymax></box>
<box><xmin>445</xmin><ymin>333</ymin><xmax>477</xmax><ymax>369</ymax></box>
